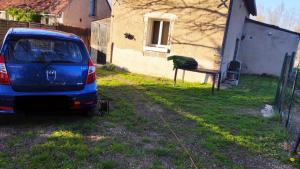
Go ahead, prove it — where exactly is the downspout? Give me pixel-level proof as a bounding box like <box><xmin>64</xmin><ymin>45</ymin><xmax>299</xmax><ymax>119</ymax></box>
<box><xmin>219</xmin><ymin>0</ymin><xmax>234</xmax><ymax>80</ymax></box>
<box><xmin>109</xmin><ymin>0</ymin><xmax>115</xmax><ymax>63</ymax></box>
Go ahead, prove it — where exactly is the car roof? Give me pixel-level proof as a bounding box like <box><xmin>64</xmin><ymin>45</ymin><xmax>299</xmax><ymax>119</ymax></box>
<box><xmin>7</xmin><ymin>28</ymin><xmax>81</xmax><ymax>41</ymax></box>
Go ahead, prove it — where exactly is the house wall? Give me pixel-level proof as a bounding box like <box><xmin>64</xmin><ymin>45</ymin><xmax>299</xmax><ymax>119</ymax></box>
<box><xmin>238</xmin><ymin>19</ymin><xmax>300</xmax><ymax>76</ymax></box>
<box><xmin>62</xmin><ymin>0</ymin><xmax>111</xmax><ymax>29</ymax></box>
<box><xmin>220</xmin><ymin>0</ymin><xmax>250</xmax><ymax>78</ymax></box>
<box><xmin>110</xmin><ymin>0</ymin><xmax>239</xmax><ymax>82</ymax></box>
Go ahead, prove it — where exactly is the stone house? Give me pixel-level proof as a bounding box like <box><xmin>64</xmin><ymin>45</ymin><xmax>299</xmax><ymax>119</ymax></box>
<box><xmin>103</xmin><ymin>0</ymin><xmax>299</xmax><ymax>82</ymax></box>
<box><xmin>0</xmin><ymin>0</ymin><xmax>111</xmax><ymax>28</ymax></box>
<box><xmin>106</xmin><ymin>0</ymin><xmax>257</xmax><ymax>82</ymax></box>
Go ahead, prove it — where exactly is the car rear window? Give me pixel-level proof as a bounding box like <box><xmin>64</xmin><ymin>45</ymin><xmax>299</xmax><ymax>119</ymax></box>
<box><xmin>6</xmin><ymin>38</ymin><xmax>83</xmax><ymax>64</ymax></box>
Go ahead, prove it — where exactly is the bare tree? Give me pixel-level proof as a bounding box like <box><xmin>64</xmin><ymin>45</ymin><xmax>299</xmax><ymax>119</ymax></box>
<box><xmin>254</xmin><ymin>2</ymin><xmax>300</xmax><ymax>31</ymax></box>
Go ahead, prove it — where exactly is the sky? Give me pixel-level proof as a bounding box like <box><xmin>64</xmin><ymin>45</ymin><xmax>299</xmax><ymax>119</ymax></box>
<box><xmin>255</xmin><ymin>0</ymin><xmax>300</xmax><ymax>30</ymax></box>
<box><xmin>107</xmin><ymin>0</ymin><xmax>112</xmax><ymax>7</ymax></box>
<box><xmin>258</xmin><ymin>0</ymin><xmax>300</xmax><ymax>11</ymax></box>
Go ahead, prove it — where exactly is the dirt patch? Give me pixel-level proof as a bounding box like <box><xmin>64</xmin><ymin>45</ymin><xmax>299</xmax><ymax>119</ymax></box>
<box><xmin>127</xmin><ymin>156</ymin><xmax>154</xmax><ymax>169</ymax></box>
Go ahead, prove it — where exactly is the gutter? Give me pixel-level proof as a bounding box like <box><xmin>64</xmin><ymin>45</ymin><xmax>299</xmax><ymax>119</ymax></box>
<box><xmin>219</xmin><ymin>0</ymin><xmax>234</xmax><ymax>76</ymax></box>
<box><xmin>246</xmin><ymin>18</ymin><xmax>300</xmax><ymax>37</ymax></box>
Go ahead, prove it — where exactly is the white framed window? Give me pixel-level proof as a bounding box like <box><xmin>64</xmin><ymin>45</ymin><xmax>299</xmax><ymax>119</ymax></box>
<box><xmin>144</xmin><ymin>13</ymin><xmax>176</xmax><ymax>53</ymax></box>
<box><xmin>149</xmin><ymin>20</ymin><xmax>170</xmax><ymax>47</ymax></box>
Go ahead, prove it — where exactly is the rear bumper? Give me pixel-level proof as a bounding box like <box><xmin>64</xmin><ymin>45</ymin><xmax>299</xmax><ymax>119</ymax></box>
<box><xmin>0</xmin><ymin>83</ymin><xmax>97</xmax><ymax>114</ymax></box>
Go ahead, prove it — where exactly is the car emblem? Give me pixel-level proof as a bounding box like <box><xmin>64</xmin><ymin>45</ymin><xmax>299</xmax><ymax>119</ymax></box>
<box><xmin>46</xmin><ymin>70</ymin><xmax>57</xmax><ymax>81</ymax></box>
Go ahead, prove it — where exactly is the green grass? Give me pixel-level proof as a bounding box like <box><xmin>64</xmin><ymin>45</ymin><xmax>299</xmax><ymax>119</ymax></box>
<box><xmin>149</xmin><ymin>160</ymin><xmax>165</xmax><ymax>169</ymax></box>
<box><xmin>100</xmin><ymin>160</ymin><xmax>119</xmax><ymax>169</ymax></box>
<box><xmin>97</xmin><ymin>68</ymin><xmax>290</xmax><ymax>167</ymax></box>
<box><xmin>0</xmin><ymin>68</ymin><xmax>292</xmax><ymax>169</ymax></box>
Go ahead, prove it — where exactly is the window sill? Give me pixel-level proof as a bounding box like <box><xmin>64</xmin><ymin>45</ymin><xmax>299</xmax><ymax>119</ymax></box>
<box><xmin>144</xmin><ymin>46</ymin><xmax>169</xmax><ymax>53</ymax></box>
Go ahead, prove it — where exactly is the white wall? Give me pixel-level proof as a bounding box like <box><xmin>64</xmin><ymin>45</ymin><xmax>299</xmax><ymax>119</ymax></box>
<box><xmin>112</xmin><ymin>47</ymin><xmax>217</xmax><ymax>82</ymax></box>
<box><xmin>238</xmin><ymin>19</ymin><xmax>300</xmax><ymax>76</ymax></box>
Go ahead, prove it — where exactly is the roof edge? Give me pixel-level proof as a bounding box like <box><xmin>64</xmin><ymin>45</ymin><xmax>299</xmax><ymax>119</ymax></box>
<box><xmin>55</xmin><ymin>0</ymin><xmax>73</xmax><ymax>15</ymax></box>
<box><xmin>246</xmin><ymin>18</ymin><xmax>300</xmax><ymax>37</ymax></box>
<box><xmin>244</xmin><ymin>0</ymin><xmax>257</xmax><ymax>16</ymax></box>
<box><xmin>106</xmin><ymin>0</ymin><xmax>112</xmax><ymax>10</ymax></box>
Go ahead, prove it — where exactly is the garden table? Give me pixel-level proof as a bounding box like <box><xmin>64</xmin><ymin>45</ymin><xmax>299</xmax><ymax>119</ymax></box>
<box><xmin>173</xmin><ymin>67</ymin><xmax>221</xmax><ymax>94</ymax></box>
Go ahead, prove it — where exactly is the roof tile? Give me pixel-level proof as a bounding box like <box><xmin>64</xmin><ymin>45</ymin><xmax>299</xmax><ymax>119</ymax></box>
<box><xmin>0</xmin><ymin>0</ymin><xmax>70</xmax><ymax>14</ymax></box>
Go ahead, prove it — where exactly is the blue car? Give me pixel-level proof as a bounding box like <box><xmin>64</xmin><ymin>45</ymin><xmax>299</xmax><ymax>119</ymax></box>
<box><xmin>0</xmin><ymin>28</ymin><xmax>97</xmax><ymax>115</ymax></box>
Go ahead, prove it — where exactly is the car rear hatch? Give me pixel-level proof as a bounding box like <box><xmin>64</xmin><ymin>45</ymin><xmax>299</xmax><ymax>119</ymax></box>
<box><xmin>4</xmin><ymin>37</ymin><xmax>89</xmax><ymax>92</ymax></box>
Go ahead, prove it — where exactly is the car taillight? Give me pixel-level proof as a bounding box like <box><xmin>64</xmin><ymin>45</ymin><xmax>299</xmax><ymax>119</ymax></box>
<box><xmin>86</xmin><ymin>58</ymin><xmax>96</xmax><ymax>84</ymax></box>
<box><xmin>0</xmin><ymin>55</ymin><xmax>10</xmax><ymax>85</ymax></box>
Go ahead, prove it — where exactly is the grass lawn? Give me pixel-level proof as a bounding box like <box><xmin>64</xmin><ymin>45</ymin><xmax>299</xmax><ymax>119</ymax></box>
<box><xmin>0</xmin><ymin>67</ymin><xmax>295</xmax><ymax>169</ymax></box>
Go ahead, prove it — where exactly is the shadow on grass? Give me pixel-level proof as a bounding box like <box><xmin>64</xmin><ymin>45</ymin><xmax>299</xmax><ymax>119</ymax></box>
<box><xmin>97</xmin><ymin>69</ymin><xmax>288</xmax><ymax>163</ymax></box>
